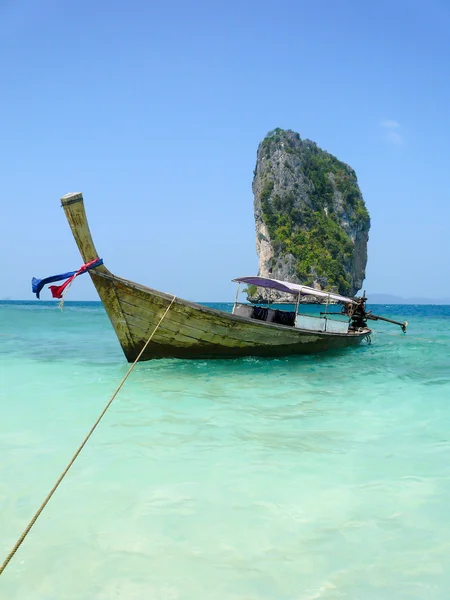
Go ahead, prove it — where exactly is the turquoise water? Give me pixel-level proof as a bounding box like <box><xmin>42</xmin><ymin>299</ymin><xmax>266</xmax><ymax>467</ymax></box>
<box><xmin>1</xmin><ymin>301</ymin><xmax>450</xmax><ymax>599</ymax></box>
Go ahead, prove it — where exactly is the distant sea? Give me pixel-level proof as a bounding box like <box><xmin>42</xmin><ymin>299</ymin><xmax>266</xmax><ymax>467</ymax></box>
<box><xmin>1</xmin><ymin>300</ymin><xmax>450</xmax><ymax>599</ymax></box>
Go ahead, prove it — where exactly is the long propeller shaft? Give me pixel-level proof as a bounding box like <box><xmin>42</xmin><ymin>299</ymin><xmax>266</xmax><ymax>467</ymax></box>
<box><xmin>365</xmin><ymin>313</ymin><xmax>408</xmax><ymax>332</ymax></box>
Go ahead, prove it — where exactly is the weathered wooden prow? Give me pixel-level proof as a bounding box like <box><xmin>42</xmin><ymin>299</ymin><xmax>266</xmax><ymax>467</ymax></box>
<box><xmin>60</xmin><ymin>192</ymin><xmax>135</xmax><ymax>359</ymax></box>
<box><xmin>60</xmin><ymin>192</ymin><xmax>105</xmax><ymax>266</ymax></box>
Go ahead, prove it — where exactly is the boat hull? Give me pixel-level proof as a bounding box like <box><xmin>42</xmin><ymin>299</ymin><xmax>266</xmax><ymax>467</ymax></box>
<box><xmin>91</xmin><ymin>271</ymin><xmax>369</xmax><ymax>361</ymax></box>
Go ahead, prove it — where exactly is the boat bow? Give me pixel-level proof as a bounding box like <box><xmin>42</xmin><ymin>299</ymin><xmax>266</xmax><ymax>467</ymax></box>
<box><xmin>61</xmin><ymin>192</ymin><xmax>136</xmax><ymax>358</ymax></box>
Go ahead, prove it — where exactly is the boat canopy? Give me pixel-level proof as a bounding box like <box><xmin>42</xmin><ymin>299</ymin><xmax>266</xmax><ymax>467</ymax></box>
<box><xmin>232</xmin><ymin>276</ymin><xmax>356</xmax><ymax>305</ymax></box>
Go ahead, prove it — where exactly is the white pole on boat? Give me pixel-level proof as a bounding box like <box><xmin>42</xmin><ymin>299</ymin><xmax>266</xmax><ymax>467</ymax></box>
<box><xmin>294</xmin><ymin>291</ymin><xmax>301</xmax><ymax>326</ymax></box>
<box><xmin>232</xmin><ymin>283</ymin><xmax>240</xmax><ymax>314</ymax></box>
<box><xmin>324</xmin><ymin>292</ymin><xmax>331</xmax><ymax>332</ymax></box>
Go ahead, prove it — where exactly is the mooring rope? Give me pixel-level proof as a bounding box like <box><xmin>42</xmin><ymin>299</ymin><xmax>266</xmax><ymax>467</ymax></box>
<box><xmin>0</xmin><ymin>295</ymin><xmax>177</xmax><ymax>577</ymax></box>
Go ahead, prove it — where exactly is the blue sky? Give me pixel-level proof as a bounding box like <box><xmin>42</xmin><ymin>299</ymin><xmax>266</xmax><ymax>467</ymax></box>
<box><xmin>1</xmin><ymin>0</ymin><xmax>449</xmax><ymax>301</ymax></box>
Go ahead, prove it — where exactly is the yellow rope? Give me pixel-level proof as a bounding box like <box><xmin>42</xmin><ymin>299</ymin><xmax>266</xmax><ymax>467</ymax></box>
<box><xmin>0</xmin><ymin>295</ymin><xmax>176</xmax><ymax>577</ymax></box>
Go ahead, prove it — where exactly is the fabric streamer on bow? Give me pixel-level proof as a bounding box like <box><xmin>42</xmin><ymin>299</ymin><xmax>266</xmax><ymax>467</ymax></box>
<box><xmin>32</xmin><ymin>258</ymin><xmax>103</xmax><ymax>308</ymax></box>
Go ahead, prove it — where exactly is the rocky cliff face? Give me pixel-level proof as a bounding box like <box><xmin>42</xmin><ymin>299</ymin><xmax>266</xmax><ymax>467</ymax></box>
<box><xmin>250</xmin><ymin>129</ymin><xmax>370</xmax><ymax>301</ymax></box>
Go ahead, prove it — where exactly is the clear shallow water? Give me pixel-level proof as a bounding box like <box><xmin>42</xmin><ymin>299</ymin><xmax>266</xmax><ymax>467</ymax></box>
<box><xmin>1</xmin><ymin>300</ymin><xmax>450</xmax><ymax>599</ymax></box>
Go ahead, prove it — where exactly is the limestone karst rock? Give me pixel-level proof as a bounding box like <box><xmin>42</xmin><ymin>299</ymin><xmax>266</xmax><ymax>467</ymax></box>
<box><xmin>250</xmin><ymin>128</ymin><xmax>370</xmax><ymax>301</ymax></box>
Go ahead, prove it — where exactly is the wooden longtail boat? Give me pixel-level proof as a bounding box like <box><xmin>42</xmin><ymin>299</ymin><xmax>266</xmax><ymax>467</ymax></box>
<box><xmin>60</xmin><ymin>193</ymin><xmax>405</xmax><ymax>362</ymax></box>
